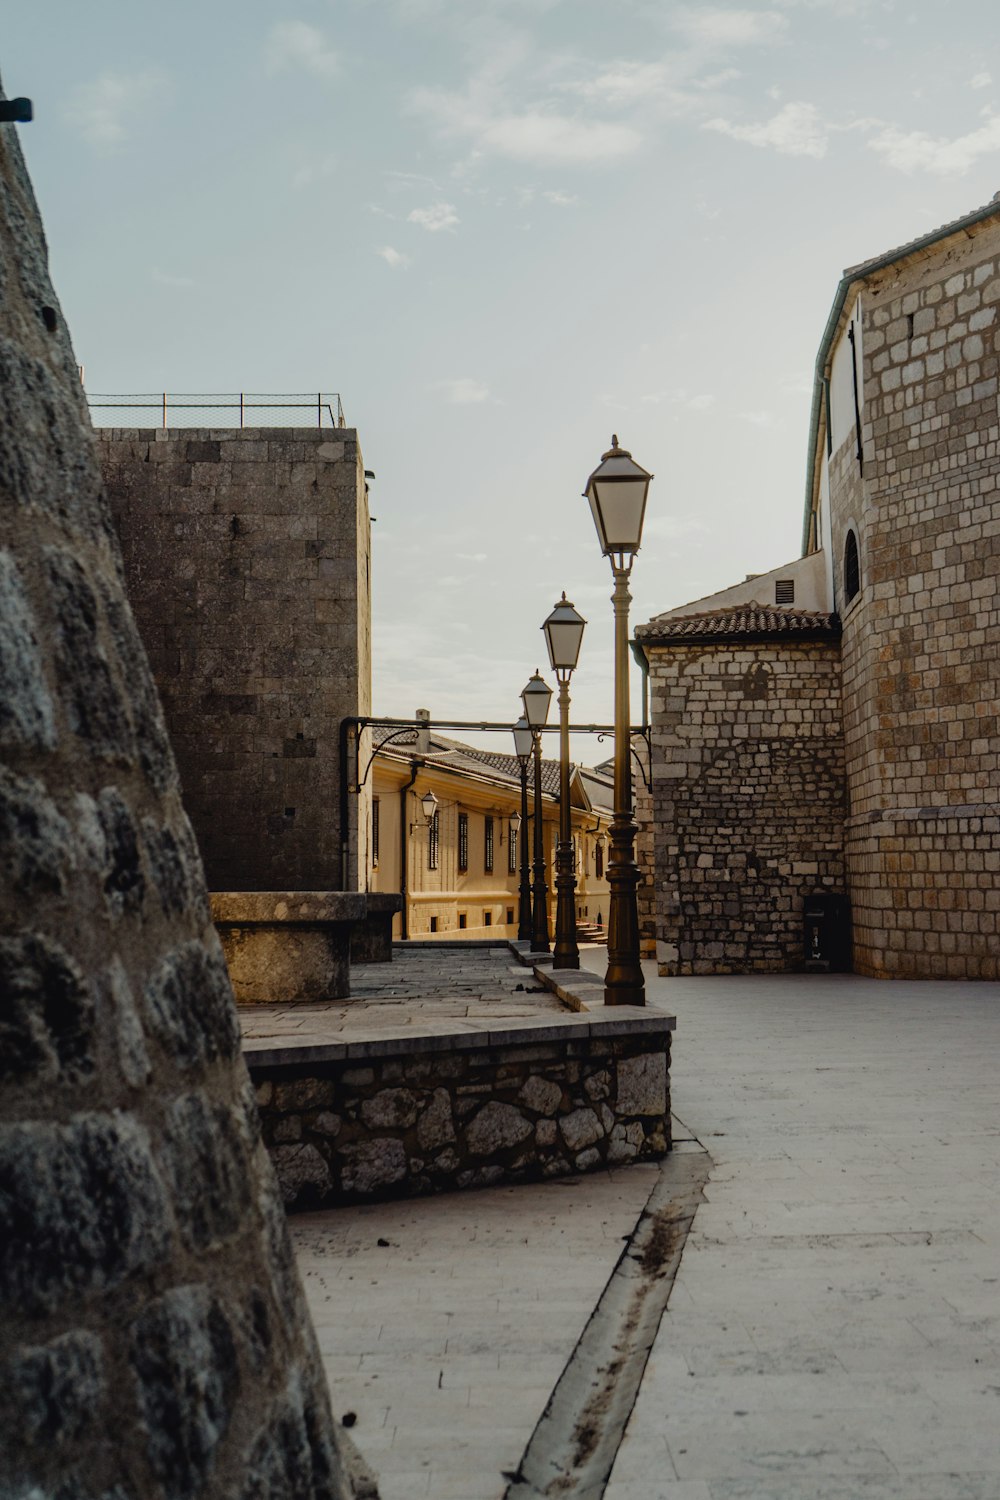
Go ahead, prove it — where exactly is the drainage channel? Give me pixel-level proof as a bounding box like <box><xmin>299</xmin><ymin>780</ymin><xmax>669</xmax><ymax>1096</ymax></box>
<box><xmin>502</xmin><ymin>1138</ymin><xmax>710</xmax><ymax>1500</ymax></box>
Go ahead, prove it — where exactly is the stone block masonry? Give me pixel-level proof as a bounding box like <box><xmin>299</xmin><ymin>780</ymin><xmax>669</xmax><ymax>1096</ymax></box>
<box><xmin>640</xmin><ymin>630</ymin><xmax>846</xmax><ymax>975</ymax></box>
<box><xmin>248</xmin><ymin>1019</ymin><xmax>672</xmax><ymax>1209</ymax></box>
<box><xmin>98</xmin><ymin>424</ymin><xmax>372</xmax><ymax>892</ymax></box>
<box><xmin>827</xmin><ymin>210</ymin><xmax>1000</xmax><ymax>977</ymax></box>
<box><xmin>0</xmin><ymin>94</ymin><xmax>371</xmax><ymax>1498</ymax></box>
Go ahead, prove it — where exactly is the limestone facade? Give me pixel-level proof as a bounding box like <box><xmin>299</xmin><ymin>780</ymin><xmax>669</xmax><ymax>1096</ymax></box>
<box><xmin>816</xmin><ymin>208</ymin><xmax>1000</xmax><ymax>978</ymax></box>
<box><xmin>0</xmin><ymin>100</ymin><xmax>368</xmax><ymax>1499</ymax></box>
<box><xmin>98</xmin><ymin>426</ymin><xmax>372</xmax><ymax>893</ymax></box>
<box><xmin>641</xmin><ymin>197</ymin><xmax>1000</xmax><ymax>979</ymax></box>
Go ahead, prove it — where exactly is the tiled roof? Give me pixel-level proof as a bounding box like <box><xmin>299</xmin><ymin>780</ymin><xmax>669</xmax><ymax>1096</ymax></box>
<box><xmin>373</xmin><ymin>728</ymin><xmax>565</xmax><ymax>797</ymax></box>
<box><xmin>637</xmin><ymin>601</ymin><xmax>840</xmax><ymax>642</ymax></box>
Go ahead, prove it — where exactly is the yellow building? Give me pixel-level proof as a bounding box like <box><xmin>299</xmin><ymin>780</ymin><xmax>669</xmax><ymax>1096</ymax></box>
<box><xmin>369</xmin><ymin>720</ymin><xmax>613</xmax><ymax>941</ymax></box>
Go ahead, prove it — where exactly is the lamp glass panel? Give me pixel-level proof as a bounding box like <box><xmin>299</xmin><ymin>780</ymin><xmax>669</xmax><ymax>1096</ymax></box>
<box><xmin>592</xmin><ymin>477</ymin><xmax>648</xmax><ymax>552</ymax></box>
<box><xmin>509</xmin><ymin>811</ymin><xmax>522</xmax><ymax>834</ymax></box>
<box><xmin>512</xmin><ymin>718</ymin><xmax>533</xmax><ymax>759</ymax></box>
<box><xmin>521</xmin><ymin>675</ymin><xmax>552</xmax><ymax>728</ymax></box>
<box><xmin>544</xmin><ymin>618</ymin><xmax>585</xmax><ymax>671</ymax></box>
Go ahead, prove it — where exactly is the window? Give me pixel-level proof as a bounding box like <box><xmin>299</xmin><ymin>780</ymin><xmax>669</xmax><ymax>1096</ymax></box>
<box><xmin>429</xmin><ymin>916</ymin><xmax>438</xmax><ymax>933</ymax></box>
<box><xmin>844</xmin><ymin>528</ymin><xmax>861</xmax><ymax>604</ymax></box>
<box><xmin>774</xmin><ymin>579</ymin><xmax>795</xmax><ymax>605</ymax></box>
<box><xmin>484</xmin><ymin>910</ymin><xmax>492</xmax><ymax>927</ymax></box>
<box><xmin>508</xmin><ymin>826</ymin><xmax>517</xmax><ymax>874</ymax></box>
<box><xmin>596</xmin><ymin>842</ymin><xmax>604</xmax><ymax>879</ymax></box>
<box><xmin>458</xmin><ymin>912</ymin><xmax>467</xmax><ymax>930</ymax></box>
<box><xmin>372</xmin><ymin>797</ymin><xmax>380</xmax><ymax>867</ymax></box>
<box><xmin>484</xmin><ymin>815</ymin><xmax>494</xmax><ymax>873</ymax></box>
<box><xmin>506</xmin><ymin>908</ymin><xmax>514</xmax><ymax>924</ymax></box>
<box><xmin>458</xmin><ymin>812</ymin><xmax>469</xmax><ymax>871</ymax></box>
<box><xmin>428</xmin><ymin>809</ymin><xmax>439</xmax><ymax>869</ymax></box>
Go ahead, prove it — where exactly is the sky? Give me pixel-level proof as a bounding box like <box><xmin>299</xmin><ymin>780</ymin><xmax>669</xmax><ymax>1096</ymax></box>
<box><xmin>5</xmin><ymin>0</ymin><xmax>1000</xmax><ymax>760</ymax></box>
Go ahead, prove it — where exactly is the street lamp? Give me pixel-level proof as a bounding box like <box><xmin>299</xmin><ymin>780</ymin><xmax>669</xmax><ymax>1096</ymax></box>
<box><xmin>420</xmin><ymin>789</ymin><xmax>438</xmax><ymax>824</ymax></box>
<box><xmin>585</xmin><ymin>435</ymin><xmax>653</xmax><ymax>1005</ymax></box>
<box><xmin>543</xmin><ymin>593</ymin><xmax>586</xmax><ymax>969</ymax></box>
<box><xmin>512</xmin><ymin>717</ymin><xmax>534</xmax><ymax>943</ymax></box>
<box><xmin>520</xmin><ymin>671</ymin><xmax>553</xmax><ymax>952</ymax></box>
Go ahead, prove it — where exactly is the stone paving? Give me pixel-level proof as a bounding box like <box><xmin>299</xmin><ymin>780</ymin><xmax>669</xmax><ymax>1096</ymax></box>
<box><xmin>239</xmin><ymin>944</ymin><xmax>564</xmax><ymax>1052</ymax></box>
<box><xmin>291</xmin><ymin>952</ymin><xmax>1000</xmax><ymax>1500</ymax></box>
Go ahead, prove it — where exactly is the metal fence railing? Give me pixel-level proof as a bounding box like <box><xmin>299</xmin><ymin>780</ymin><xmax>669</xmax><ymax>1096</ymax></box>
<box><xmin>87</xmin><ymin>392</ymin><xmax>346</xmax><ymax>429</ymax></box>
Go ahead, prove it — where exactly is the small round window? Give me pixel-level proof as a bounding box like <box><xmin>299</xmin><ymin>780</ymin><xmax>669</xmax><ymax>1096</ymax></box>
<box><xmin>844</xmin><ymin>528</ymin><xmax>861</xmax><ymax>604</ymax></box>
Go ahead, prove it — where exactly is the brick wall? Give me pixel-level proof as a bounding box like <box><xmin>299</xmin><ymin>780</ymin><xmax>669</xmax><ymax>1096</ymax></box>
<box><xmin>100</xmin><ymin>428</ymin><xmax>371</xmax><ymax>893</ymax></box>
<box><xmin>826</xmin><ymin>215</ymin><xmax>1000</xmax><ymax>977</ymax></box>
<box><xmin>644</xmin><ymin>639</ymin><xmax>846</xmax><ymax>974</ymax></box>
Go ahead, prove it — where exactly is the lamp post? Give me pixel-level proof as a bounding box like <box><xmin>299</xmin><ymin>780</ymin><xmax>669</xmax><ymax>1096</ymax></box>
<box><xmin>512</xmin><ymin>716</ymin><xmax>534</xmax><ymax>943</ymax></box>
<box><xmin>542</xmin><ymin>593</ymin><xmax>586</xmax><ymax>969</ymax></box>
<box><xmin>584</xmin><ymin>435</ymin><xmax>653</xmax><ymax>1006</ymax></box>
<box><xmin>521</xmin><ymin>670</ymin><xmax>553</xmax><ymax>952</ymax></box>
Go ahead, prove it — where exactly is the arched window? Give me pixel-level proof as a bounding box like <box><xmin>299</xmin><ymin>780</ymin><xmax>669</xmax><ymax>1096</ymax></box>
<box><xmin>844</xmin><ymin>528</ymin><xmax>861</xmax><ymax>604</ymax></box>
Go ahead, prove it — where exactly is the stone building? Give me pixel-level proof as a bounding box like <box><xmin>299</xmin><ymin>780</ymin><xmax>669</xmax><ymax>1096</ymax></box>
<box><xmin>0</xmin><ymin>92</ymin><xmax>372</xmax><ymax>1499</ymax></box>
<box><xmin>369</xmin><ymin>712</ymin><xmax>613</xmax><ymax>940</ymax></box>
<box><xmin>638</xmin><ymin>195</ymin><xmax>1000</xmax><ymax>980</ymax></box>
<box><xmin>98</xmin><ymin>417</ymin><xmax>372</xmax><ymax>893</ymax></box>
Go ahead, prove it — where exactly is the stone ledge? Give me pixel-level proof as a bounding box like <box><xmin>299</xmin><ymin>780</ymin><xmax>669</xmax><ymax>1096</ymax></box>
<box><xmin>242</xmin><ymin>1006</ymin><xmax>675</xmax><ymax>1069</ymax></box>
<box><xmin>211</xmin><ymin>891</ymin><xmax>367</xmax><ymax>924</ymax></box>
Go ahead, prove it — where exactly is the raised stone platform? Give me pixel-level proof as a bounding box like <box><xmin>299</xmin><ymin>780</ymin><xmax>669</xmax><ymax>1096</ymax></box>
<box><xmin>211</xmin><ymin>890</ymin><xmax>367</xmax><ymax>1003</ymax></box>
<box><xmin>241</xmin><ymin>944</ymin><xmax>676</xmax><ymax>1207</ymax></box>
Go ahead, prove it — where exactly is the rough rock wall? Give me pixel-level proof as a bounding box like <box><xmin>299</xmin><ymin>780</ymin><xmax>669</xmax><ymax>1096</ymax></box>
<box><xmin>0</xmin><ymin>93</ymin><xmax>372</xmax><ymax>1499</ymax></box>
<box><xmin>646</xmin><ymin>640</ymin><xmax>846</xmax><ymax>974</ymax></box>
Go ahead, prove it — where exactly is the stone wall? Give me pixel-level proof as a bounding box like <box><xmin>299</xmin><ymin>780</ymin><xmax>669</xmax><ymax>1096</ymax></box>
<box><xmin>98</xmin><ymin>425</ymin><xmax>372</xmax><ymax>893</ymax></box>
<box><xmin>251</xmin><ymin>1029</ymin><xmax>671</xmax><ymax>1209</ymax></box>
<box><xmin>633</xmin><ymin>738</ymin><xmax>657</xmax><ymax>957</ymax></box>
<box><xmin>828</xmin><ymin>214</ymin><xmax>1000</xmax><ymax>977</ymax></box>
<box><xmin>643</xmin><ymin>639</ymin><xmax>847</xmax><ymax>974</ymax></box>
<box><xmin>0</xmin><ymin>94</ymin><xmax>371</xmax><ymax>1499</ymax></box>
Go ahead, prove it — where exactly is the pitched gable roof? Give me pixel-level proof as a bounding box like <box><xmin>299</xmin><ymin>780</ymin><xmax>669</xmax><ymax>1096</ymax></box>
<box><xmin>637</xmin><ymin>601</ymin><xmax>840</xmax><ymax>644</ymax></box>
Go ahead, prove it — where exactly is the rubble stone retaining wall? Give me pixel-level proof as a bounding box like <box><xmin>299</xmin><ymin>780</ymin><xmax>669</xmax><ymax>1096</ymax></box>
<box><xmin>250</xmin><ymin>1025</ymin><xmax>672</xmax><ymax>1209</ymax></box>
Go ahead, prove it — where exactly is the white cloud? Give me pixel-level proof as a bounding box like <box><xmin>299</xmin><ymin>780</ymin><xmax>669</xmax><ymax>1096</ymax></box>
<box><xmin>868</xmin><ymin>115</ymin><xmax>1000</xmax><ymax>175</ymax></box>
<box><xmin>412</xmin><ymin>84</ymin><xmax>641</xmax><ymax>166</ymax></box>
<box><xmin>740</xmin><ymin>409</ymin><xmax>780</xmax><ymax>427</ymax></box>
<box><xmin>674</xmin><ymin>7</ymin><xmax>788</xmax><ymax>47</ymax></box>
<box><xmin>971</xmin><ymin>72</ymin><xmax>992</xmax><ymax>91</ymax></box>
<box><xmin>479</xmin><ymin>110</ymin><xmax>640</xmax><ymax>164</ymax></box>
<box><xmin>542</xmin><ymin>189</ymin><xmax>579</xmax><ymax>206</ymax></box>
<box><xmin>266</xmin><ymin>21</ymin><xmax>339</xmax><ymax>80</ymax></box>
<box><xmin>65</xmin><ymin>70</ymin><xmax>166</xmax><ymax>147</ymax></box>
<box><xmin>705</xmin><ymin>100</ymin><xmax>827</xmax><ymax>157</ymax></box>
<box><xmin>436</xmin><ymin>378</ymin><xmax>491</xmax><ymax>403</ymax></box>
<box><xmin>568</xmin><ymin>61</ymin><xmax>671</xmax><ymax>109</ymax></box>
<box><xmin>642</xmin><ymin>513</ymin><xmax>711</xmax><ymax>542</ymax></box>
<box><xmin>408</xmin><ymin>202</ymin><xmax>460</xmax><ymax>231</ymax></box>
<box><xmin>376</xmin><ymin>246</ymin><xmax>411</xmax><ymax>268</ymax></box>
